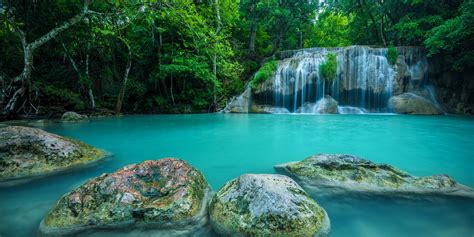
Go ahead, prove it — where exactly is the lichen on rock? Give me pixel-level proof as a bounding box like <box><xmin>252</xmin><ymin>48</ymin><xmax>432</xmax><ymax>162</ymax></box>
<box><xmin>275</xmin><ymin>154</ymin><xmax>474</xmax><ymax>198</ymax></box>
<box><xmin>61</xmin><ymin>111</ymin><xmax>88</xmax><ymax>122</ymax></box>
<box><xmin>209</xmin><ymin>174</ymin><xmax>330</xmax><ymax>236</ymax></box>
<box><xmin>0</xmin><ymin>126</ymin><xmax>107</xmax><ymax>186</ymax></box>
<box><xmin>39</xmin><ymin>158</ymin><xmax>211</xmax><ymax>236</ymax></box>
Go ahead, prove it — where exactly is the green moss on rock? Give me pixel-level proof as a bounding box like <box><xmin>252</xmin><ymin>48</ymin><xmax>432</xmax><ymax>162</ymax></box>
<box><xmin>209</xmin><ymin>174</ymin><xmax>330</xmax><ymax>236</ymax></box>
<box><xmin>275</xmin><ymin>154</ymin><xmax>474</xmax><ymax>198</ymax></box>
<box><xmin>40</xmin><ymin>158</ymin><xmax>210</xmax><ymax>236</ymax></box>
<box><xmin>0</xmin><ymin>126</ymin><xmax>107</xmax><ymax>184</ymax></box>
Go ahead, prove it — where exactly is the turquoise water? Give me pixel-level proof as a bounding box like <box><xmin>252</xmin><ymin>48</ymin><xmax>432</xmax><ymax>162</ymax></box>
<box><xmin>0</xmin><ymin>114</ymin><xmax>473</xmax><ymax>236</ymax></box>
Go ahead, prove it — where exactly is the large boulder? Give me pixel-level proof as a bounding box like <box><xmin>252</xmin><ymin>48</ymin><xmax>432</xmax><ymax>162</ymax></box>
<box><xmin>209</xmin><ymin>174</ymin><xmax>330</xmax><ymax>236</ymax></box>
<box><xmin>389</xmin><ymin>92</ymin><xmax>442</xmax><ymax>114</ymax></box>
<box><xmin>61</xmin><ymin>111</ymin><xmax>88</xmax><ymax>122</ymax></box>
<box><xmin>40</xmin><ymin>158</ymin><xmax>211</xmax><ymax>236</ymax></box>
<box><xmin>275</xmin><ymin>154</ymin><xmax>474</xmax><ymax>198</ymax></box>
<box><xmin>297</xmin><ymin>95</ymin><xmax>338</xmax><ymax>114</ymax></box>
<box><xmin>0</xmin><ymin>126</ymin><xmax>107</xmax><ymax>186</ymax></box>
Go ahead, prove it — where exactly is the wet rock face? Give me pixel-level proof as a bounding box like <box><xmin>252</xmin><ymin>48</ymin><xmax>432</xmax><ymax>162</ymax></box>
<box><xmin>297</xmin><ymin>95</ymin><xmax>338</xmax><ymax>114</ymax></box>
<box><xmin>61</xmin><ymin>111</ymin><xmax>88</xmax><ymax>122</ymax></box>
<box><xmin>275</xmin><ymin>154</ymin><xmax>474</xmax><ymax>198</ymax></box>
<box><xmin>224</xmin><ymin>87</ymin><xmax>252</xmax><ymax>113</ymax></box>
<box><xmin>0</xmin><ymin>126</ymin><xmax>106</xmax><ymax>185</ymax></box>
<box><xmin>389</xmin><ymin>92</ymin><xmax>442</xmax><ymax>114</ymax></box>
<box><xmin>40</xmin><ymin>158</ymin><xmax>211</xmax><ymax>236</ymax></box>
<box><xmin>209</xmin><ymin>174</ymin><xmax>330</xmax><ymax>237</ymax></box>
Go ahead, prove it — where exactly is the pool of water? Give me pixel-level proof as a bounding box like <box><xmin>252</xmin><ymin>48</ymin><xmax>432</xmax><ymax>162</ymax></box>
<box><xmin>0</xmin><ymin>114</ymin><xmax>473</xmax><ymax>236</ymax></box>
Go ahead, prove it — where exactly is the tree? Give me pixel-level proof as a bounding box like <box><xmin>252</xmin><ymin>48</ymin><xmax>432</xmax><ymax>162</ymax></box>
<box><xmin>305</xmin><ymin>11</ymin><xmax>352</xmax><ymax>47</ymax></box>
<box><xmin>424</xmin><ymin>1</ymin><xmax>474</xmax><ymax>70</ymax></box>
<box><xmin>2</xmin><ymin>0</ymin><xmax>93</xmax><ymax>115</ymax></box>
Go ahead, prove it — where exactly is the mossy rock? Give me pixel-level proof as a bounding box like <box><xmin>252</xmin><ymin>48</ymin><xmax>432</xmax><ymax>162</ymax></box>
<box><xmin>209</xmin><ymin>174</ymin><xmax>330</xmax><ymax>236</ymax></box>
<box><xmin>0</xmin><ymin>126</ymin><xmax>108</xmax><ymax>186</ymax></box>
<box><xmin>275</xmin><ymin>154</ymin><xmax>474</xmax><ymax>198</ymax></box>
<box><xmin>39</xmin><ymin>158</ymin><xmax>211</xmax><ymax>236</ymax></box>
<box><xmin>61</xmin><ymin>111</ymin><xmax>88</xmax><ymax>122</ymax></box>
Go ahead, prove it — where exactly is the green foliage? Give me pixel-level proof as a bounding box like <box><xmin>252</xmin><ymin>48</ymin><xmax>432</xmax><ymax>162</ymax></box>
<box><xmin>251</xmin><ymin>60</ymin><xmax>278</xmax><ymax>90</ymax></box>
<box><xmin>1</xmin><ymin>0</ymin><xmax>472</xmax><ymax>116</ymax></box>
<box><xmin>320</xmin><ymin>53</ymin><xmax>338</xmax><ymax>81</ymax></box>
<box><xmin>305</xmin><ymin>11</ymin><xmax>352</xmax><ymax>47</ymax></box>
<box><xmin>424</xmin><ymin>1</ymin><xmax>474</xmax><ymax>70</ymax></box>
<box><xmin>387</xmin><ymin>47</ymin><xmax>398</xmax><ymax>65</ymax></box>
<box><xmin>41</xmin><ymin>85</ymin><xmax>86</xmax><ymax>110</ymax></box>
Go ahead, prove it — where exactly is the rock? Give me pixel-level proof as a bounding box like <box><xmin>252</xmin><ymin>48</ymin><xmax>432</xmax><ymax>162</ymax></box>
<box><xmin>296</xmin><ymin>95</ymin><xmax>338</xmax><ymax>114</ymax></box>
<box><xmin>250</xmin><ymin>104</ymin><xmax>290</xmax><ymax>114</ymax></box>
<box><xmin>275</xmin><ymin>154</ymin><xmax>474</xmax><ymax>198</ymax></box>
<box><xmin>337</xmin><ymin>106</ymin><xmax>366</xmax><ymax>114</ymax></box>
<box><xmin>224</xmin><ymin>87</ymin><xmax>252</xmax><ymax>113</ymax></box>
<box><xmin>209</xmin><ymin>174</ymin><xmax>330</xmax><ymax>237</ymax></box>
<box><xmin>0</xmin><ymin>126</ymin><xmax>108</xmax><ymax>186</ymax></box>
<box><xmin>389</xmin><ymin>92</ymin><xmax>442</xmax><ymax>114</ymax></box>
<box><xmin>61</xmin><ymin>111</ymin><xmax>88</xmax><ymax>122</ymax></box>
<box><xmin>39</xmin><ymin>158</ymin><xmax>212</xmax><ymax>236</ymax></box>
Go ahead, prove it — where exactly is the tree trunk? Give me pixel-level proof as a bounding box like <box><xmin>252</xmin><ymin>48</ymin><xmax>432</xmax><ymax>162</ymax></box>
<box><xmin>86</xmin><ymin>16</ymin><xmax>95</xmax><ymax>109</ymax></box>
<box><xmin>212</xmin><ymin>0</ymin><xmax>222</xmax><ymax>111</ymax></box>
<box><xmin>170</xmin><ymin>76</ymin><xmax>175</xmax><ymax>105</ymax></box>
<box><xmin>157</xmin><ymin>31</ymin><xmax>169</xmax><ymax>98</ymax></box>
<box><xmin>248</xmin><ymin>1</ymin><xmax>257</xmax><ymax>55</ymax></box>
<box><xmin>115</xmin><ymin>39</ymin><xmax>132</xmax><ymax>114</ymax></box>
<box><xmin>299</xmin><ymin>30</ymin><xmax>303</xmax><ymax>49</ymax></box>
<box><xmin>3</xmin><ymin>0</ymin><xmax>91</xmax><ymax>115</ymax></box>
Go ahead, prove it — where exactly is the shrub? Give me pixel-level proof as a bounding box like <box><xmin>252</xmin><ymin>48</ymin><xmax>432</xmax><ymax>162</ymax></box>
<box><xmin>387</xmin><ymin>47</ymin><xmax>398</xmax><ymax>65</ymax></box>
<box><xmin>41</xmin><ymin>84</ymin><xmax>86</xmax><ymax>110</ymax></box>
<box><xmin>319</xmin><ymin>53</ymin><xmax>338</xmax><ymax>81</ymax></box>
<box><xmin>251</xmin><ymin>59</ymin><xmax>278</xmax><ymax>90</ymax></box>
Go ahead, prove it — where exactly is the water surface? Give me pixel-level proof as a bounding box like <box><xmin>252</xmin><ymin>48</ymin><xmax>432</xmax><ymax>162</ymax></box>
<box><xmin>0</xmin><ymin>114</ymin><xmax>473</xmax><ymax>236</ymax></box>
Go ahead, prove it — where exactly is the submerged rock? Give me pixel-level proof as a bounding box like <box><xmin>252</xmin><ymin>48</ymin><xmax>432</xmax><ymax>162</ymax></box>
<box><xmin>297</xmin><ymin>95</ymin><xmax>338</xmax><ymax>114</ymax></box>
<box><xmin>40</xmin><ymin>158</ymin><xmax>211</xmax><ymax>236</ymax></box>
<box><xmin>209</xmin><ymin>174</ymin><xmax>330</xmax><ymax>236</ymax></box>
<box><xmin>250</xmin><ymin>104</ymin><xmax>290</xmax><ymax>114</ymax></box>
<box><xmin>389</xmin><ymin>92</ymin><xmax>442</xmax><ymax>115</ymax></box>
<box><xmin>275</xmin><ymin>154</ymin><xmax>474</xmax><ymax>198</ymax></box>
<box><xmin>61</xmin><ymin>111</ymin><xmax>88</xmax><ymax>122</ymax></box>
<box><xmin>0</xmin><ymin>126</ymin><xmax>107</xmax><ymax>186</ymax></box>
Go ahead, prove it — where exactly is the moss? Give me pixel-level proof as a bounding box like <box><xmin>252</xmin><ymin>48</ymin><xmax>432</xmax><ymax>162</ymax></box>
<box><xmin>387</xmin><ymin>47</ymin><xmax>398</xmax><ymax>65</ymax></box>
<box><xmin>251</xmin><ymin>59</ymin><xmax>278</xmax><ymax>90</ymax></box>
<box><xmin>320</xmin><ymin>53</ymin><xmax>337</xmax><ymax>81</ymax></box>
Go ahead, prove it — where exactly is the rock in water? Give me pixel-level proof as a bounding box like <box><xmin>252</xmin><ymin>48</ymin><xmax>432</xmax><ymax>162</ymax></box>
<box><xmin>209</xmin><ymin>174</ymin><xmax>330</xmax><ymax>236</ymax></box>
<box><xmin>389</xmin><ymin>92</ymin><xmax>442</xmax><ymax>114</ymax></box>
<box><xmin>61</xmin><ymin>111</ymin><xmax>88</xmax><ymax>122</ymax></box>
<box><xmin>250</xmin><ymin>104</ymin><xmax>290</xmax><ymax>113</ymax></box>
<box><xmin>275</xmin><ymin>154</ymin><xmax>474</xmax><ymax>198</ymax></box>
<box><xmin>0</xmin><ymin>126</ymin><xmax>107</xmax><ymax>186</ymax></box>
<box><xmin>39</xmin><ymin>158</ymin><xmax>211</xmax><ymax>236</ymax></box>
<box><xmin>297</xmin><ymin>95</ymin><xmax>338</xmax><ymax>114</ymax></box>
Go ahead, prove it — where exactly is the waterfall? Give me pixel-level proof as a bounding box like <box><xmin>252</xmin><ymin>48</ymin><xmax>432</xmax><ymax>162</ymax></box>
<box><xmin>266</xmin><ymin>46</ymin><xmax>397</xmax><ymax>112</ymax></box>
<box><xmin>228</xmin><ymin>46</ymin><xmax>438</xmax><ymax>114</ymax></box>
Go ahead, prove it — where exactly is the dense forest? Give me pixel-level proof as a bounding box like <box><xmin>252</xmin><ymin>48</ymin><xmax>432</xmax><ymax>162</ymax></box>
<box><xmin>0</xmin><ymin>0</ymin><xmax>472</xmax><ymax>118</ymax></box>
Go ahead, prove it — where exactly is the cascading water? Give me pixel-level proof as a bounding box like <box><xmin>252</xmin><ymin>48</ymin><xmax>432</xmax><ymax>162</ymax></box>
<box><xmin>227</xmin><ymin>46</ymin><xmax>439</xmax><ymax>114</ymax></box>
<box><xmin>269</xmin><ymin>46</ymin><xmax>396</xmax><ymax>112</ymax></box>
